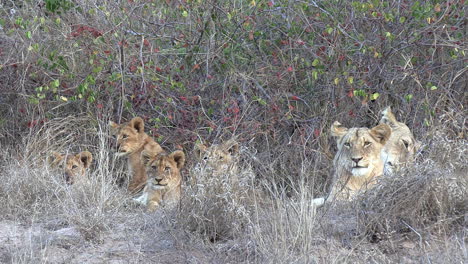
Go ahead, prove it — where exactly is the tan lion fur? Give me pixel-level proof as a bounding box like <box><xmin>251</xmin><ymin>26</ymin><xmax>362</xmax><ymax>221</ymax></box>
<box><xmin>109</xmin><ymin>117</ymin><xmax>164</xmax><ymax>193</ymax></box>
<box><xmin>50</xmin><ymin>151</ymin><xmax>93</xmax><ymax>185</ymax></box>
<box><xmin>194</xmin><ymin>140</ymin><xmax>239</xmax><ymax>177</ymax></box>
<box><xmin>134</xmin><ymin>150</ymin><xmax>185</xmax><ymax>211</ymax></box>
<box><xmin>312</xmin><ymin>122</ymin><xmax>391</xmax><ymax>206</ymax></box>
<box><xmin>379</xmin><ymin>106</ymin><xmax>419</xmax><ymax>174</ymax></box>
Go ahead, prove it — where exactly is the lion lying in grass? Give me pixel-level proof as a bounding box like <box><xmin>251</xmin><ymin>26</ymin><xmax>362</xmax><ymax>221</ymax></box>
<box><xmin>50</xmin><ymin>151</ymin><xmax>93</xmax><ymax>185</ymax></box>
<box><xmin>109</xmin><ymin>117</ymin><xmax>164</xmax><ymax>193</ymax></box>
<box><xmin>133</xmin><ymin>150</ymin><xmax>185</xmax><ymax>211</ymax></box>
<box><xmin>194</xmin><ymin>139</ymin><xmax>240</xmax><ymax>177</ymax></box>
<box><xmin>312</xmin><ymin>122</ymin><xmax>392</xmax><ymax>206</ymax></box>
<box><xmin>379</xmin><ymin>106</ymin><xmax>419</xmax><ymax>174</ymax></box>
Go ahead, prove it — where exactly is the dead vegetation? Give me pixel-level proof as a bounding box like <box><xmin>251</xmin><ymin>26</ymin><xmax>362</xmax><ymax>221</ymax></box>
<box><xmin>0</xmin><ymin>0</ymin><xmax>466</xmax><ymax>263</ymax></box>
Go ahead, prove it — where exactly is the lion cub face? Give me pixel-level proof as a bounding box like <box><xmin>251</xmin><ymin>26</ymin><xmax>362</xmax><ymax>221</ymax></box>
<box><xmin>379</xmin><ymin>106</ymin><xmax>419</xmax><ymax>173</ymax></box>
<box><xmin>136</xmin><ymin>150</ymin><xmax>185</xmax><ymax>211</ymax></box>
<box><xmin>109</xmin><ymin>117</ymin><xmax>147</xmax><ymax>157</ymax></box>
<box><xmin>331</xmin><ymin>122</ymin><xmax>391</xmax><ymax>178</ymax></box>
<box><xmin>194</xmin><ymin>140</ymin><xmax>239</xmax><ymax>174</ymax></box>
<box><xmin>50</xmin><ymin>151</ymin><xmax>93</xmax><ymax>184</ymax></box>
<box><xmin>144</xmin><ymin>151</ymin><xmax>185</xmax><ymax>191</ymax></box>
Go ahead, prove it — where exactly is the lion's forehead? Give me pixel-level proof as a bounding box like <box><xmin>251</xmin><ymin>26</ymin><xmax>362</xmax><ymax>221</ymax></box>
<box><xmin>118</xmin><ymin>126</ymin><xmax>138</xmax><ymax>136</ymax></box>
<box><xmin>65</xmin><ymin>156</ymin><xmax>82</xmax><ymax>166</ymax></box>
<box><xmin>149</xmin><ymin>157</ymin><xmax>176</xmax><ymax>169</ymax></box>
<box><xmin>340</xmin><ymin>128</ymin><xmax>377</xmax><ymax>145</ymax></box>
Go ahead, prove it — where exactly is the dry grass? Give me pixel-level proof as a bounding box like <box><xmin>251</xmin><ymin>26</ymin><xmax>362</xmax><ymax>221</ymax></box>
<box><xmin>0</xmin><ymin>0</ymin><xmax>466</xmax><ymax>262</ymax></box>
<box><xmin>0</xmin><ymin>116</ymin><xmax>467</xmax><ymax>263</ymax></box>
<box><xmin>358</xmin><ymin>134</ymin><xmax>467</xmax><ymax>239</ymax></box>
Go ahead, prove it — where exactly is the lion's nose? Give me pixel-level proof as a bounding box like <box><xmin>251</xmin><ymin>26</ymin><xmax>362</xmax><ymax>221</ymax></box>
<box><xmin>155</xmin><ymin>177</ymin><xmax>163</xmax><ymax>184</ymax></box>
<box><xmin>64</xmin><ymin>173</ymin><xmax>73</xmax><ymax>184</ymax></box>
<box><xmin>351</xmin><ymin>157</ymin><xmax>362</xmax><ymax>164</ymax></box>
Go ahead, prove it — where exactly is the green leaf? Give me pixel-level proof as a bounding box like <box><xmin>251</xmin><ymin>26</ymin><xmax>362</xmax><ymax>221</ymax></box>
<box><xmin>51</xmin><ymin>79</ymin><xmax>60</xmax><ymax>88</ymax></box>
<box><xmin>430</xmin><ymin>86</ymin><xmax>437</xmax><ymax>90</ymax></box>
<box><xmin>312</xmin><ymin>58</ymin><xmax>320</xmax><ymax>67</ymax></box>
<box><xmin>405</xmin><ymin>94</ymin><xmax>413</xmax><ymax>102</ymax></box>
<box><xmin>312</xmin><ymin>70</ymin><xmax>318</xmax><ymax>80</ymax></box>
<box><xmin>26</xmin><ymin>31</ymin><xmax>32</xmax><ymax>39</ymax></box>
<box><xmin>370</xmin><ymin>92</ymin><xmax>380</xmax><ymax>100</ymax></box>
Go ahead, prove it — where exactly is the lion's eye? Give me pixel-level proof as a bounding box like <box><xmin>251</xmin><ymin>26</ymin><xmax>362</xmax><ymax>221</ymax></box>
<box><xmin>164</xmin><ymin>167</ymin><xmax>171</xmax><ymax>172</ymax></box>
<box><xmin>151</xmin><ymin>165</ymin><xmax>157</xmax><ymax>169</ymax></box>
<box><xmin>219</xmin><ymin>156</ymin><xmax>224</xmax><ymax>160</ymax></box>
<box><xmin>72</xmin><ymin>165</ymin><xmax>78</xmax><ymax>169</ymax></box>
<box><xmin>364</xmin><ymin>141</ymin><xmax>372</xmax><ymax>147</ymax></box>
<box><xmin>344</xmin><ymin>142</ymin><xmax>351</xmax><ymax>148</ymax></box>
<box><xmin>122</xmin><ymin>134</ymin><xmax>128</xmax><ymax>139</ymax></box>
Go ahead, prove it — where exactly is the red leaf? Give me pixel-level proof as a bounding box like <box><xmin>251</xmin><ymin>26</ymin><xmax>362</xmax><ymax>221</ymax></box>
<box><xmin>314</xmin><ymin>129</ymin><xmax>320</xmax><ymax>138</ymax></box>
<box><xmin>287</xmin><ymin>66</ymin><xmax>293</xmax><ymax>72</ymax></box>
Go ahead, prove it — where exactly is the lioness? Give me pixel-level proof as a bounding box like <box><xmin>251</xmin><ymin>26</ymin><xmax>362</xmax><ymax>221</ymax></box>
<box><xmin>134</xmin><ymin>150</ymin><xmax>185</xmax><ymax>211</ymax></box>
<box><xmin>109</xmin><ymin>117</ymin><xmax>164</xmax><ymax>193</ymax></box>
<box><xmin>194</xmin><ymin>140</ymin><xmax>239</xmax><ymax>176</ymax></box>
<box><xmin>379</xmin><ymin>106</ymin><xmax>419</xmax><ymax>174</ymax></box>
<box><xmin>312</xmin><ymin>122</ymin><xmax>391</xmax><ymax>206</ymax></box>
<box><xmin>50</xmin><ymin>151</ymin><xmax>93</xmax><ymax>184</ymax></box>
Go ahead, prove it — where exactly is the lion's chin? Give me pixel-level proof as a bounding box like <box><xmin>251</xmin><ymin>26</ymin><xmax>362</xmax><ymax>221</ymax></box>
<box><xmin>351</xmin><ymin>167</ymin><xmax>370</xmax><ymax>177</ymax></box>
<box><xmin>151</xmin><ymin>184</ymin><xmax>167</xmax><ymax>190</ymax></box>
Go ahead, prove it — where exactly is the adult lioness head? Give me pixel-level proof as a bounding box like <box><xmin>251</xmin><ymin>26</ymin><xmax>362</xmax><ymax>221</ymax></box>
<box><xmin>109</xmin><ymin>117</ymin><xmax>163</xmax><ymax>193</ymax></box>
<box><xmin>50</xmin><ymin>151</ymin><xmax>93</xmax><ymax>184</ymax></box>
<box><xmin>135</xmin><ymin>150</ymin><xmax>185</xmax><ymax>211</ymax></box>
<box><xmin>379</xmin><ymin>106</ymin><xmax>419</xmax><ymax>173</ymax></box>
<box><xmin>331</xmin><ymin>121</ymin><xmax>391</xmax><ymax>190</ymax></box>
<box><xmin>311</xmin><ymin>121</ymin><xmax>392</xmax><ymax>206</ymax></box>
<box><xmin>194</xmin><ymin>140</ymin><xmax>239</xmax><ymax>175</ymax></box>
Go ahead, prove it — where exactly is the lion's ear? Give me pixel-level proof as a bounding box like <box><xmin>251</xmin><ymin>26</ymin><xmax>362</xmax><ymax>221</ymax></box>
<box><xmin>414</xmin><ymin>140</ymin><xmax>421</xmax><ymax>152</ymax></box>
<box><xmin>78</xmin><ymin>151</ymin><xmax>93</xmax><ymax>168</ymax></box>
<box><xmin>370</xmin><ymin>123</ymin><xmax>392</xmax><ymax>145</ymax></box>
<box><xmin>141</xmin><ymin>149</ymin><xmax>154</xmax><ymax>166</ymax></box>
<box><xmin>49</xmin><ymin>151</ymin><xmax>63</xmax><ymax>166</ymax></box>
<box><xmin>226</xmin><ymin>141</ymin><xmax>239</xmax><ymax>155</ymax></box>
<box><xmin>170</xmin><ymin>150</ymin><xmax>185</xmax><ymax>169</ymax></box>
<box><xmin>109</xmin><ymin>121</ymin><xmax>120</xmax><ymax>135</ymax></box>
<box><xmin>130</xmin><ymin>117</ymin><xmax>145</xmax><ymax>133</ymax></box>
<box><xmin>380</xmin><ymin>106</ymin><xmax>398</xmax><ymax>127</ymax></box>
<box><xmin>331</xmin><ymin>121</ymin><xmax>348</xmax><ymax>140</ymax></box>
<box><xmin>194</xmin><ymin>142</ymin><xmax>207</xmax><ymax>159</ymax></box>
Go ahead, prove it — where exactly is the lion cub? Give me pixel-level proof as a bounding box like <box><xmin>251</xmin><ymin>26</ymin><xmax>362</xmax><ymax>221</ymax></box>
<box><xmin>379</xmin><ymin>106</ymin><xmax>419</xmax><ymax>174</ymax></box>
<box><xmin>194</xmin><ymin>140</ymin><xmax>239</xmax><ymax>176</ymax></box>
<box><xmin>312</xmin><ymin>122</ymin><xmax>391</xmax><ymax>206</ymax></box>
<box><xmin>50</xmin><ymin>151</ymin><xmax>93</xmax><ymax>184</ymax></box>
<box><xmin>109</xmin><ymin>117</ymin><xmax>164</xmax><ymax>193</ymax></box>
<box><xmin>134</xmin><ymin>150</ymin><xmax>185</xmax><ymax>211</ymax></box>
